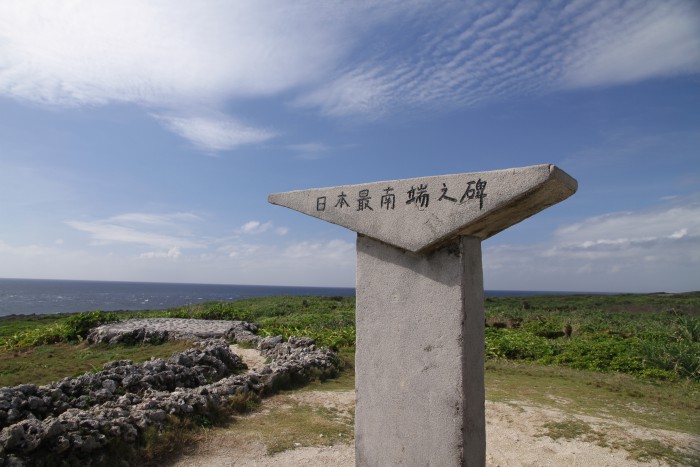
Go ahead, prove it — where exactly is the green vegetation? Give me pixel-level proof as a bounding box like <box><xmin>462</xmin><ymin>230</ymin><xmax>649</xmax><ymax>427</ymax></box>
<box><xmin>1</xmin><ymin>296</ymin><xmax>355</xmax><ymax>351</ymax></box>
<box><xmin>230</xmin><ymin>400</ymin><xmax>354</xmax><ymax>454</ymax></box>
<box><xmin>2</xmin><ymin>292</ymin><xmax>697</xmax><ymax>465</ymax></box>
<box><xmin>1</xmin><ymin>292</ymin><xmax>699</xmax><ymax>384</ymax></box>
<box><xmin>485</xmin><ymin>360</ymin><xmax>698</xmax><ymax>434</ymax></box>
<box><xmin>0</xmin><ymin>310</ymin><xmax>120</xmax><ymax>349</ymax></box>
<box><xmin>484</xmin><ymin>292</ymin><xmax>700</xmax><ymax>381</ymax></box>
<box><xmin>0</xmin><ymin>296</ymin><xmax>355</xmax><ymax>386</ymax></box>
<box><xmin>540</xmin><ymin>418</ymin><xmax>595</xmax><ymax>440</ymax></box>
<box><xmin>0</xmin><ymin>341</ymin><xmax>193</xmax><ymax>387</ymax></box>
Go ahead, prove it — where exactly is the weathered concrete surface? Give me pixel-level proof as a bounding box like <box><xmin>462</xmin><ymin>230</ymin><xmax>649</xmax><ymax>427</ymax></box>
<box><xmin>268</xmin><ymin>164</ymin><xmax>577</xmax><ymax>467</ymax></box>
<box><xmin>86</xmin><ymin>318</ymin><xmax>259</xmax><ymax>344</ymax></box>
<box><xmin>355</xmin><ymin>235</ymin><xmax>485</xmax><ymax>467</ymax></box>
<box><xmin>269</xmin><ymin>164</ymin><xmax>576</xmax><ymax>253</ymax></box>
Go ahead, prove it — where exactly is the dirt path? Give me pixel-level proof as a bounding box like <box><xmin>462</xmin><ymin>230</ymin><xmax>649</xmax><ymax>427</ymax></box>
<box><xmin>230</xmin><ymin>344</ymin><xmax>267</xmax><ymax>370</ymax></box>
<box><xmin>168</xmin><ymin>387</ymin><xmax>697</xmax><ymax>467</ymax></box>
<box><xmin>167</xmin><ymin>347</ymin><xmax>698</xmax><ymax>466</ymax></box>
<box><xmin>485</xmin><ymin>401</ymin><xmax>698</xmax><ymax>466</ymax></box>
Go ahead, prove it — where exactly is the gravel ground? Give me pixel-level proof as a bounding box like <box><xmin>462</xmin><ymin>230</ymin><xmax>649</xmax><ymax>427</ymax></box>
<box><xmin>171</xmin><ymin>346</ymin><xmax>699</xmax><ymax>467</ymax></box>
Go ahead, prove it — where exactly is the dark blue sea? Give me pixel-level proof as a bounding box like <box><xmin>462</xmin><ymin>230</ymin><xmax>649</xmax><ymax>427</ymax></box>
<box><xmin>0</xmin><ymin>278</ymin><xmax>582</xmax><ymax>317</ymax></box>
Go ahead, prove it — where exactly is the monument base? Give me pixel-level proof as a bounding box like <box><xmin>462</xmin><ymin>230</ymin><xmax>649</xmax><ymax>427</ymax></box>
<box><xmin>355</xmin><ymin>235</ymin><xmax>485</xmax><ymax>467</ymax></box>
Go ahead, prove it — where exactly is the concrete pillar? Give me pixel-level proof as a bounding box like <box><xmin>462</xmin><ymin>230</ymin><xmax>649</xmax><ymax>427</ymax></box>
<box><xmin>355</xmin><ymin>235</ymin><xmax>484</xmax><ymax>466</ymax></box>
<box><xmin>268</xmin><ymin>164</ymin><xmax>577</xmax><ymax>467</ymax></box>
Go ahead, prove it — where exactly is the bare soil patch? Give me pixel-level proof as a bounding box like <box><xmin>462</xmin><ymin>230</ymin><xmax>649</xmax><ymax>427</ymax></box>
<box><xmin>168</xmin><ymin>390</ymin><xmax>698</xmax><ymax>466</ymax></box>
<box><xmin>230</xmin><ymin>344</ymin><xmax>268</xmax><ymax>370</ymax></box>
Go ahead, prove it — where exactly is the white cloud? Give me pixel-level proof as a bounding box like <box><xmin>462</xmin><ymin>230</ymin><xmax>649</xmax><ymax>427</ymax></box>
<box><xmin>235</xmin><ymin>220</ymin><xmax>288</xmax><ymax>236</ymax></box>
<box><xmin>237</xmin><ymin>221</ymin><xmax>273</xmax><ymax>235</ymax></box>
<box><xmin>12</xmin><ymin>194</ymin><xmax>700</xmax><ymax>291</ymax></box>
<box><xmin>218</xmin><ymin>243</ymin><xmax>261</xmax><ymax>259</ymax></box>
<box><xmin>0</xmin><ymin>1</ymin><xmax>352</xmax><ymax>106</ymax></box>
<box><xmin>563</xmin><ymin>1</ymin><xmax>700</xmax><ymax>87</ymax></box>
<box><xmin>283</xmin><ymin>239</ymin><xmax>355</xmax><ymax>261</ymax></box>
<box><xmin>296</xmin><ymin>68</ymin><xmax>393</xmax><ymax>117</ymax></box>
<box><xmin>0</xmin><ymin>232</ymin><xmax>355</xmax><ymax>286</ymax></box>
<box><xmin>0</xmin><ymin>0</ymin><xmax>367</xmax><ymax>150</ymax></box>
<box><xmin>109</xmin><ymin>212</ymin><xmax>201</xmax><ymax>226</ymax></box>
<box><xmin>155</xmin><ymin>113</ymin><xmax>275</xmax><ymax>152</ymax></box>
<box><xmin>483</xmin><ymin>194</ymin><xmax>700</xmax><ymax>292</ymax></box>
<box><xmin>66</xmin><ymin>212</ymin><xmax>204</xmax><ymax>250</ymax></box>
<box><xmin>296</xmin><ymin>0</ymin><xmax>700</xmax><ymax>116</ymax></box>
<box><xmin>140</xmin><ymin>247</ymin><xmax>182</xmax><ymax>259</ymax></box>
<box><xmin>1</xmin><ymin>1</ymin><xmax>698</xmax><ymax>146</ymax></box>
<box><xmin>554</xmin><ymin>203</ymin><xmax>700</xmax><ymax>245</ymax></box>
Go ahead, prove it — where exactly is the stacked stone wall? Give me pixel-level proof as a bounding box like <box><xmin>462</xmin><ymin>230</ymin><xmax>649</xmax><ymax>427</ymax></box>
<box><xmin>0</xmin><ymin>320</ymin><xmax>338</xmax><ymax>466</ymax></box>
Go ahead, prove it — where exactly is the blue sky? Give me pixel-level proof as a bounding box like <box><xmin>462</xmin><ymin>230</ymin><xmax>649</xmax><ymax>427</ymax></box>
<box><xmin>0</xmin><ymin>0</ymin><xmax>698</xmax><ymax>292</ymax></box>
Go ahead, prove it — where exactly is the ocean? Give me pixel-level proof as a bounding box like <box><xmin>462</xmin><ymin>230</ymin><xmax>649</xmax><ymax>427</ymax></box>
<box><xmin>0</xmin><ymin>278</ymin><xmax>580</xmax><ymax>317</ymax></box>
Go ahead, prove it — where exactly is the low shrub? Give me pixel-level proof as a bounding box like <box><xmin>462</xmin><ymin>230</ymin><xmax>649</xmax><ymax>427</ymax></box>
<box><xmin>1</xmin><ymin>310</ymin><xmax>118</xmax><ymax>349</ymax></box>
<box><xmin>64</xmin><ymin>310</ymin><xmax>119</xmax><ymax>339</ymax></box>
<box><xmin>485</xmin><ymin>328</ymin><xmax>552</xmax><ymax>360</ymax></box>
<box><xmin>545</xmin><ymin>334</ymin><xmax>646</xmax><ymax>374</ymax></box>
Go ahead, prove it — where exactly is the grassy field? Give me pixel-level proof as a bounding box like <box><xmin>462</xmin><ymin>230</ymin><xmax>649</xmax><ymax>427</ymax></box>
<box><xmin>1</xmin><ymin>293</ymin><xmax>697</xmax><ymax>433</ymax></box>
<box><xmin>0</xmin><ymin>341</ymin><xmax>193</xmax><ymax>387</ymax></box>
<box><xmin>1</xmin><ymin>293</ymin><xmax>698</xmax><ymax>465</ymax></box>
<box><xmin>2</xmin><ymin>292</ymin><xmax>697</xmax><ymax>382</ymax></box>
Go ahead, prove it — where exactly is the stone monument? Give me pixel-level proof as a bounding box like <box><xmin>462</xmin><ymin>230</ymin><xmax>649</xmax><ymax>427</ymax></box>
<box><xmin>269</xmin><ymin>164</ymin><xmax>577</xmax><ymax>466</ymax></box>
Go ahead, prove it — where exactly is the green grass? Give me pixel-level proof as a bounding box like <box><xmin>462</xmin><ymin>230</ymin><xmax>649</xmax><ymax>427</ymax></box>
<box><xmin>0</xmin><ymin>341</ymin><xmax>193</xmax><ymax>387</ymax></box>
<box><xmin>1</xmin><ymin>292</ymin><xmax>699</xmax><ymax>387</ymax></box>
<box><xmin>484</xmin><ymin>292</ymin><xmax>700</xmax><ymax>381</ymax></box>
<box><xmin>540</xmin><ymin>419</ymin><xmax>595</xmax><ymax>440</ymax></box>
<box><xmin>232</xmin><ymin>401</ymin><xmax>354</xmax><ymax>455</ymax></box>
<box><xmin>298</xmin><ymin>347</ymin><xmax>355</xmax><ymax>393</ymax></box>
<box><xmin>3</xmin><ymin>293</ymin><xmax>695</xmax><ymax>464</ymax></box>
<box><xmin>0</xmin><ymin>313</ymin><xmax>68</xmax><ymax>339</ymax></box>
<box><xmin>626</xmin><ymin>439</ymin><xmax>696</xmax><ymax>465</ymax></box>
<box><xmin>0</xmin><ymin>310</ymin><xmax>120</xmax><ymax>349</ymax></box>
<box><xmin>484</xmin><ymin>360</ymin><xmax>699</xmax><ymax>434</ymax></box>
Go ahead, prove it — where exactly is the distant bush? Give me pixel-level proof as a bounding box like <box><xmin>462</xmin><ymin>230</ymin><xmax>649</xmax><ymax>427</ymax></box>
<box><xmin>64</xmin><ymin>310</ymin><xmax>119</xmax><ymax>339</ymax></box>
<box><xmin>638</xmin><ymin>317</ymin><xmax>700</xmax><ymax>380</ymax></box>
<box><xmin>485</xmin><ymin>328</ymin><xmax>552</xmax><ymax>360</ymax></box>
<box><xmin>545</xmin><ymin>334</ymin><xmax>646</xmax><ymax>374</ymax></box>
<box><xmin>1</xmin><ymin>310</ymin><xmax>118</xmax><ymax>349</ymax></box>
<box><xmin>2</xmin><ymin>293</ymin><xmax>698</xmax><ymax>382</ymax></box>
<box><xmin>484</xmin><ymin>294</ymin><xmax>700</xmax><ymax>381</ymax></box>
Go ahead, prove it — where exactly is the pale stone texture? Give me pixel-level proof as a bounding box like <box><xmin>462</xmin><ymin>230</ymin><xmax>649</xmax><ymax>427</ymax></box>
<box><xmin>268</xmin><ymin>164</ymin><xmax>577</xmax><ymax>467</ymax></box>
<box><xmin>355</xmin><ymin>235</ymin><xmax>484</xmax><ymax>467</ymax></box>
<box><xmin>269</xmin><ymin>164</ymin><xmax>577</xmax><ymax>253</ymax></box>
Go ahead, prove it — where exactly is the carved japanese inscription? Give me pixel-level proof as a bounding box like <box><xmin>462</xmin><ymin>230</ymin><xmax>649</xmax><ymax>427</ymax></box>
<box><xmin>268</xmin><ymin>164</ymin><xmax>577</xmax><ymax>253</ymax></box>
<box><xmin>315</xmin><ymin>178</ymin><xmax>487</xmax><ymax>214</ymax></box>
<box><xmin>268</xmin><ymin>162</ymin><xmax>578</xmax><ymax>467</ymax></box>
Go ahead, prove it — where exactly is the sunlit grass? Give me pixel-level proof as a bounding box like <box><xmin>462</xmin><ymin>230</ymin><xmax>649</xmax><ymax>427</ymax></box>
<box><xmin>0</xmin><ymin>341</ymin><xmax>193</xmax><ymax>387</ymax></box>
<box><xmin>484</xmin><ymin>360</ymin><xmax>700</xmax><ymax>434</ymax></box>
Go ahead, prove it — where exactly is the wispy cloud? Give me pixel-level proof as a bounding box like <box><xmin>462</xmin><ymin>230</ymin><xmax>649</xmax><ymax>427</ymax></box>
<box><xmin>0</xmin><ymin>1</ymin><xmax>359</xmax><ymax>150</ymax></box>
<box><xmin>1</xmin><ymin>1</ymin><xmax>698</xmax><ymax>146</ymax></box>
<box><xmin>283</xmin><ymin>239</ymin><xmax>355</xmax><ymax>262</ymax></box>
<box><xmin>484</xmin><ymin>194</ymin><xmax>700</xmax><ymax>292</ymax></box>
<box><xmin>140</xmin><ymin>247</ymin><xmax>182</xmax><ymax>259</ymax></box>
<box><xmin>298</xmin><ymin>0</ymin><xmax>700</xmax><ymax>116</ymax></box>
<box><xmin>0</xmin><ymin>1</ymin><xmax>350</xmax><ymax>106</ymax></box>
<box><xmin>109</xmin><ymin>212</ymin><xmax>201</xmax><ymax>226</ymax></box>
<box><xmin>235</xmin><ymin>220</ymin><xmax>288</xmax><ymax>236</ymax></box>
<box><xmin>562</xmin><ymin>1</ymin><xmax>700</xmax><ymax>87</ymax></box>
<box><xmin>237</xmin><ymin>221</ymin><xmax>272</xmax><ymax>235</ymax></box>
<box><xmin>65</xmin><ymin>212</ymin><xmax>204</xmax><ymax>250</ymax></box>
<box><xmin>155</xmin><ymin>113</ymin><xmax>275</xmax><ymax>152</ymax></box>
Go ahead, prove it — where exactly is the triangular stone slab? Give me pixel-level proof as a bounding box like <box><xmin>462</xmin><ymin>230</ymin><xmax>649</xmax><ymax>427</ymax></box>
<box><xmin>268</xmin><ymin>164</ymin><xmax>577</xmax><ymax>253</ymax></box>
